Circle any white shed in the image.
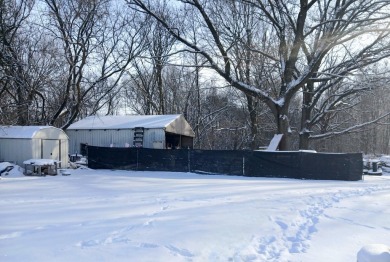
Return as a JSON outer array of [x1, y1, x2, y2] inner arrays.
[[66, 114, 195, 154], [0, 126, 69, 167]]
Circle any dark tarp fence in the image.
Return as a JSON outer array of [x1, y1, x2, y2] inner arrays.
[[87, 146, 362, 181]]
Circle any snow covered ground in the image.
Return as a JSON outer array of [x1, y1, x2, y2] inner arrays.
[[1, 166, 390, 262]]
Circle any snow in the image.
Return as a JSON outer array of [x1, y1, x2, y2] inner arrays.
[[0, 162, 24, 177], [380, 155, 390, 166], [357, 244, 390, 262], [1, 168, 390, 262], [265, 134, 283, 151], [275, 97, 285, 107], [0, 126, 54, 139], [67, 115, 183, 130], [22, 159, 61, 165]]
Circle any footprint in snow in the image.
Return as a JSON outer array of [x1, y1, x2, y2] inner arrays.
[[0, 231, 22, 240], [139, 242, 159, 248], [275, 220, 288, 230], [165, 244, 194, 257], [77, 239, 101, 248]]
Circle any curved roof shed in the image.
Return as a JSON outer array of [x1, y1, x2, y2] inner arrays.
[[0, 126, 68, 167]]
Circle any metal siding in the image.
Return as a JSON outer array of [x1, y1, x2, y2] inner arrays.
[[67, 130, 99, 154], [31, 139, 41, 159], [67, 129, 135, 153], [67, 128, 167, 151], [67, 130, 85, 154], [34, 127, 69, 140], [60, 139, 68, 167], [144, 129, 165, 148], [112, 129, 132, 147], [0, 139, 35, 166], [37, 138, 70, 167], [0, 139, 13, 162], [42, 140, 60, 160], [0, 131, 69, 167]]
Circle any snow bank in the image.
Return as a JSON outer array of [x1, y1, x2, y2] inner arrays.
[[357, 244, 390, 262], [380, 155, 390, 167], [1, 170, 390, 261], [0, 162, 24, 177]]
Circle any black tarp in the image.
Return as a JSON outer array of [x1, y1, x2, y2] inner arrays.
[[137, 148, 189, 172], [190, 149, 244, 176], [87, 146, 363, 181], [88, 146, 138, 170], [245, 151, 301, 178]]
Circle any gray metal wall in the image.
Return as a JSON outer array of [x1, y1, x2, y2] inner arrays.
[[66, 128, 166, 154], [0, 138, 68, 167], [0, 139, 36, 166]]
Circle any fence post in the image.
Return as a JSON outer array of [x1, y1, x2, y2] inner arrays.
[[243, 156, 245, 176], [136, 148, 139, 170], [188, 148, 191, 172]]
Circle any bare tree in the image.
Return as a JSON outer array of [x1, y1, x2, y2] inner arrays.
[[43, 0, 149, 129], [0, 0, 36, 124], [149, 3, 176, 114], [192, 88, 249, 150], [121, 59, 160, 115], [310, 73, 390, 153], [127, 0, 390, 150]]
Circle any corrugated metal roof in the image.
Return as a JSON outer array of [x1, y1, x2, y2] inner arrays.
[[0, 126, 54, 139]]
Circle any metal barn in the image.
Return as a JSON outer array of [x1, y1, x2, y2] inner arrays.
[[0, 126, 69, 167], [66, 114, 195, 154]]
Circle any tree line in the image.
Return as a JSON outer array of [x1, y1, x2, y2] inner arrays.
[[1, 0, 390, 153]]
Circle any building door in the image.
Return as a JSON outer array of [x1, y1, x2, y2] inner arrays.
[[42, 139, 60, 160]]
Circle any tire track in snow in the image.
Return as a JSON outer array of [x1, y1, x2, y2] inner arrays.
[[235, 183, 389, 262]]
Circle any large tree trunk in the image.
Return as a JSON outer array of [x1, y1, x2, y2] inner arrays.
[[156, 61, 165, 114], [299, 82, 314, 149], [246, 94, 259, 150], [16, 86, 28, 125], [299, 133, 310, 150], [275, 105, 290, 150]]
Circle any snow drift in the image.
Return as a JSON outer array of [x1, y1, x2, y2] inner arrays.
[[1, 168, 389, 261]]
